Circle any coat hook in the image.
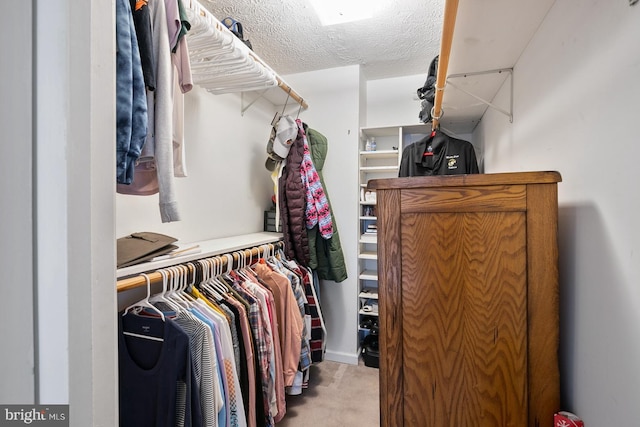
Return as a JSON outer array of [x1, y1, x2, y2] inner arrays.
[[296, 99, 304, 119], [281, 88, 292, 115]]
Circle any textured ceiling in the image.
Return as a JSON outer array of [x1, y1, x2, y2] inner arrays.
[[202, 0, 445, 80]]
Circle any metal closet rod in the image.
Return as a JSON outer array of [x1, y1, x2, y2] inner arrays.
[[116, 241, 283, 293], [432, 0, 460, 130]]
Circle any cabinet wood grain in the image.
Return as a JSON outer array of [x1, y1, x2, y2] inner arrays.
[[371, 172, 561, 427]]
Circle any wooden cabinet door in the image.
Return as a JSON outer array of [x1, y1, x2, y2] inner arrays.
[[373, 173, 561, 427], [400, 210, 528, 426]]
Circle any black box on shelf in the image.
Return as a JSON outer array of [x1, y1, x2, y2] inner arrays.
[[263, 209, 282, 232]]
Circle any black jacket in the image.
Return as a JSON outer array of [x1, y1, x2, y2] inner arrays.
[[399, 130, 479, 177]]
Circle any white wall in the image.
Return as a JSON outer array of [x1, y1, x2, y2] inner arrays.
[[116, 88, 277, 242], [66, 0, 119, 424], [1, 1, 35, 404], [2, 2, 118, 423], [366, 74, 475, 158], [475, 0, 640, 423], [367, 74, 426, 127], [36, 0, 70, 404], [284, 66, 363, 363]]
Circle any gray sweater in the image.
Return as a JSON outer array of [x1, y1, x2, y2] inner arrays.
[[149, 0, 181, 222]]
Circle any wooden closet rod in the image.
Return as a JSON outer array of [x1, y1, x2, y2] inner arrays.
[[432, 0, 460, 130], [116, 242, 282, 293], [248, 51, 309, 110], [277, 77, 309, 110]]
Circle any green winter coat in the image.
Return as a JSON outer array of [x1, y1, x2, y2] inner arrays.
[[305, 125, 348, 283]]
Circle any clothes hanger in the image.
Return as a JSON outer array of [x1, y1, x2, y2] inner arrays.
[[227, 250, 243, 279], [210, 257, 232, 295], [266, 243, 278, 262], [221, 252, 237, 282], [236, 249, 254, 282], [430, 105, 443, 132], [244, 248, 258, 274], [276, 245, 286, 261], [296, 99, 304, 119], [251, 245, 270, 273], [199, 258, 225, 301], [233, 250, 255, 287], [185, 1, 278, 93], [282, 89, 291, 116], [257, 244, 269, 262], [123, 273, 166, 321], [422, 117, 442, 157], [166, 265, 192, 308], [121, 273, 165, 342], [223, 253, 233, 275], [148, 268, 180, 312], [167, 266, 190, 308], [217, 253, 232, 281], [176, 263, 197, 303]]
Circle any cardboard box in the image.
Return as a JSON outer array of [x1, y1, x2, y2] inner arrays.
[[554, 411, 584, 427]]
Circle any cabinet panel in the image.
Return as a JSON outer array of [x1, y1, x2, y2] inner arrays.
[[401, 185, 526, 213], [377, 188, 404, 427], [525, 184, 561, 424], [372, 172, 561, 427], [401, 211, 527, 426]]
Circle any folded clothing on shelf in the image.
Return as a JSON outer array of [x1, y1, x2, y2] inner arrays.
[[117, 231, 178, 268]]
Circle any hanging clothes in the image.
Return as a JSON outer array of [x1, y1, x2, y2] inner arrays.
[[175, 0, 191, 51], [172, 34, 193, 178], [164, 0, 182, 51], [279, 123, 310, 265], [115, 0, 148, 185], [398, 129, 479, 177], [252, 261, 303, 388], [218, 271, 275, 427], [288, 261, 326, 363], [117, 246, 323, 427], [217, 291, 259, 427], [152, 301, 222, 427], [118, 314, 203, 427], [193, 293, 247, 427], [117, 0, 182, 223], [297, 120, 333, 239], [303, 124, 348, 283], [129, 0, 156, 91]]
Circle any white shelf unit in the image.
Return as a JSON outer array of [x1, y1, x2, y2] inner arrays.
[[357, 124, 432, 351]]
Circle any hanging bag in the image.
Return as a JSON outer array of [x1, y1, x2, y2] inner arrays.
[[417, 55, 439, 123], [222, 17, 253, 50]]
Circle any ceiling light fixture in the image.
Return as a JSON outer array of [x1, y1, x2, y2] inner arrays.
[[309, 0, 383, 26]]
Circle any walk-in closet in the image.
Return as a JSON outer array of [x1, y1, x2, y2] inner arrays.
[[2, 0, 640, 426]]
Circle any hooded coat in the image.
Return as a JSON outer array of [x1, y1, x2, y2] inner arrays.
[[279, 127, 310, 265], [304, 125, 348, 283]]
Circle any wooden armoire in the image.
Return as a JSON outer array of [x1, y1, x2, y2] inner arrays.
[[368, 171, 561, 427]]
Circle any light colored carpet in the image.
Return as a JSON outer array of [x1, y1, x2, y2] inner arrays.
[[276, 360, 380, 426]]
